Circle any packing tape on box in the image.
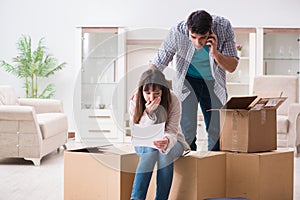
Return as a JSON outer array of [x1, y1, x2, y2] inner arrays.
[[261, 109, 266, 125], [232, 110, 244, 130], [232, 112, 238, 130]]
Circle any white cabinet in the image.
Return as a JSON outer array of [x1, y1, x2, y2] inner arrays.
[[79, 109, 117, 137], [226, 28, 256, 98], [124, 28, 169, 137], [75, 27, 126, 144], [256, 28, 300, 76], [125, 28, 169, 102], [81, 27, 125, 109], [74, 27, 171, 143]]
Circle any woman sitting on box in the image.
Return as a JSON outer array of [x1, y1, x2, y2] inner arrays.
[[129, 68, 190, 200]]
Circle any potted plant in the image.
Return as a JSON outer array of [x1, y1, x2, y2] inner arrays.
[[236, 44, 243, 57], [0, 35, 66, 98]]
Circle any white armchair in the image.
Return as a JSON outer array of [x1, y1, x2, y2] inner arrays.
[[0, 85, 68, 165], [253, 75, 300, 155]]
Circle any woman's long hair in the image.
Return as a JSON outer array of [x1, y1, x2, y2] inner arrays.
[[133, 69, 171, 124]]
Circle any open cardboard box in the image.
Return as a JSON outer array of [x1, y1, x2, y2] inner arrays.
[[64, 145, 138, 200], [219, 95, 286, 153]]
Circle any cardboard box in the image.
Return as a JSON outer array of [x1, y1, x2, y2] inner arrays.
[[64, 146, 226, 200], [226, 150, 294, 200], [171, 151, 227, 200], [146, 151, 227, 200], [219, 96, 286, 152], [64, 145, 139, 200], [204, 198, 249, 200], [64, 145, 293, 200]]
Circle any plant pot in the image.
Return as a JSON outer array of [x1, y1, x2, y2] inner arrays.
[[237, 51, 242, 57]]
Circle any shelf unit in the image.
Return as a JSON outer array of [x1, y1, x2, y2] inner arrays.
[[256, 27, 300, 76], [124, 28, 170, 138], [226, 28, 256, 98], [74, 26, 300, 144], [75, 27, 126, 144]]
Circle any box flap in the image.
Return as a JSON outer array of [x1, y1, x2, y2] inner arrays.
[[66, 144, 127, 154], [254, 91, 283, 98], [250, 97, 287, 110], [66, 144, 138, 156], [222, 96, 257, 109]]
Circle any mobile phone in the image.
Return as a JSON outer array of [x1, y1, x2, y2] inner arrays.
[[206, 29, 214, 46], [207, 29, 213, 39]]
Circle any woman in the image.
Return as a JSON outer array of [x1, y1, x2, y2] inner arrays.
[[129, 69, 190, 200]]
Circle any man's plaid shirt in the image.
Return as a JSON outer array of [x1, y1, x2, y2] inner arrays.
[[151, 15, 238, 105]]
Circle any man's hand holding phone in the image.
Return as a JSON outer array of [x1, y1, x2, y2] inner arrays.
[[206, 29, 218, 55]]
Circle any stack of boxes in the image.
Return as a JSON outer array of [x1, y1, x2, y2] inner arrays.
[[218, 96, 294, 200], [64, 95, 294, 200], [149, 95, 294, 200]]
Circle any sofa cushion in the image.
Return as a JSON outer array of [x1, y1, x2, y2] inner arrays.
[[277, 115, 289, 133], [36, 113, 68, 139], [0, 85, 18, 105], [253, 76, 298, 116]]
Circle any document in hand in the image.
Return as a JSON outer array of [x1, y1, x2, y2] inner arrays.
[[131, 122, 165, 149]]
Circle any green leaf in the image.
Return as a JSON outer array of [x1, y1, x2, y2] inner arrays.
[[38, 84, 55, 99]]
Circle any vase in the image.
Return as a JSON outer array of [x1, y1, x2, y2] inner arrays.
[[237, 51, 242, 57]]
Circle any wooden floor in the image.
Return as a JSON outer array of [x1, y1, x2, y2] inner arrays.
[[0, 139, 299, 200], [0, 148, 64, 200]]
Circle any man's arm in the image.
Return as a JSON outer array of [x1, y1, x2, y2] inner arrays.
[[213, 51, 238, 73], [150, 26, 179, 71]]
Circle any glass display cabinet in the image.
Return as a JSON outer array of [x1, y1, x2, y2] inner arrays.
[[260, 28, 300, 76], [74, 27, 170, 144], [75, 27, 126, 145]]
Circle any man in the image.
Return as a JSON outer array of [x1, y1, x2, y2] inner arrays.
[[150, 10, 239, 151]]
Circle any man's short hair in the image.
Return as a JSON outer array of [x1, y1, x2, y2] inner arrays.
[[187, 10, 212, 35]]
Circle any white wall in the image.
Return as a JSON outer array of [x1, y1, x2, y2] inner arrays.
[[1, 0, 300, 131]]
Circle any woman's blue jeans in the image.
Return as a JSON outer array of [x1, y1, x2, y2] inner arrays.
[[181, 76, 223, 151], [131, 142, 184, 200]]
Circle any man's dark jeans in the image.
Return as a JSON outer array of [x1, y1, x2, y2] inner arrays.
[[180, 75, 223, 151]]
